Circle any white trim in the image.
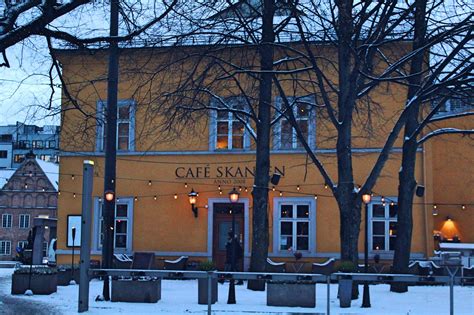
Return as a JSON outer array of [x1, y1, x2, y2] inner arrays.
[[368, 196, 398, 254], [19, 214, 30, 229], [0, 240, 11, 255], [1, 213, 12, 228], [207, 198, 250, 270], [92, 197, 134, 254], [272, 196, 317, 256]]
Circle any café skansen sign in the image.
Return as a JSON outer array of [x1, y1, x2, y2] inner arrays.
[[175, 165, 285, 185]]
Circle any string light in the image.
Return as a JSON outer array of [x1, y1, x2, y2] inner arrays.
[[239, 186, 242, 192], [134, 196, 138, 202], [174, 194, 178, 199], [154, 195, 157, 200], [314, 194, 318, 200], [432, 204, 438, 216], [71, 175, 75, 180], [324, 184, 328, 189], [218, 185, 221, 190], [296, 185, 300, 191], [148, 180, 152, 186], [245, 187, 248, 192], [461, 205, 466, 210], [279, 191, 283, 196], [219, 190, 223, 195], [73, 193, 76, 198], [381, 196, 385, 203], [58, 190, 61, 196], [184, 183, 188, 188], [111, 179, 115, 184], [24, 183, 28, 189], [116, 198, 120, 202], [272, 186, 276, 191]]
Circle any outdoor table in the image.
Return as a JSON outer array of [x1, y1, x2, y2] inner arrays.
[[439, 243, 474, 267]]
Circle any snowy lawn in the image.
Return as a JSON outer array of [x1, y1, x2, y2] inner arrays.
[[1, 268, 473, 314]]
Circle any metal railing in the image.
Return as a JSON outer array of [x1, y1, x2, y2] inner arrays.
[[78, 268, 470, 315]]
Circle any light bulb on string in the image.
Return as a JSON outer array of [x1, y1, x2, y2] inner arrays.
[[134, 196, 138, 202], [174, 194, 178, 199], [324, 183, 328, 189], [314, 194, 318, 200], [245, 187, 248, 192], [461, 205, 466, 210], [432, 204, 438, 216], [296, 185, 300, 191], [148, 180, 152, 186], [272, 186, 276, 191], [71, 175, 75, 180], [184, 183, 188, 188], [154, 195, 157, 201], [73, 193, 76, 198], [279, 191, 283, 196]]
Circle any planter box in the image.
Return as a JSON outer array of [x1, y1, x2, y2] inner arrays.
[[57, 269, 81, 286], [198, 278, 218, 304], [11, 273, 57, 295], [267, 281, 316, 307], [111, 278, 161, 303], [338, 279, 352, 308]]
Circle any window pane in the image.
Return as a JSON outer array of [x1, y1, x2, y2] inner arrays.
[[373, 237, 385, 250], [216, 136, 228, 149], [232, 136, 243, 149], [280, 236, 292, 250], [115, 235, 127, 248], [280, 120, 292, 149], [232, 122, 244, 135], [297, 222, 308, 236], [217, 110, 228, 119], [118, 105, 130, 119], [116, 204, 128, 217], [118, 137, 129, 150], [296, 120, 308, 149], [373, 204, 385, 218], [280, 221, 293, 235], [389, 204, 398, 218], [280, 205, 293, 218], [297, 237, 309, 250], [296, 103, 309, 118], [118, 123, 129, 136], [389, 222, 397, 237], [296, 205, 309, 218], [372, 221, 385, 235], [217, 122, 228, 134], [115, 220, 127, 233]]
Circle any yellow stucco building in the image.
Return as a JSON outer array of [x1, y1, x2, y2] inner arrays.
[[54, 46, 473, 270]]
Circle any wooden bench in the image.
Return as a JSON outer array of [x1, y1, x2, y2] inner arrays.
[[266, 258, 286, 273], [164, 256, 188, 270]]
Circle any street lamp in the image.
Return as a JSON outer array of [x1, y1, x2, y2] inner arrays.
[[227, 187, 240, 304], [362, 193, 372, 308]]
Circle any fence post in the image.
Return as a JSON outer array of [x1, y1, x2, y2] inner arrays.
[[78, 160, 94, 312], [207, 271, 212, 315], [326, 275, 331, 315]]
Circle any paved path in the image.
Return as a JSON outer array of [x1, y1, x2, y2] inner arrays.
[[0, 271, 60, 315]]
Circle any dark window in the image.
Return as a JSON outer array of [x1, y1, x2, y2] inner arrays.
[[0, 151, 7, 159]]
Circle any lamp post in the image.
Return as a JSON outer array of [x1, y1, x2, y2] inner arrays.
[[362, 193, 372, 308], [227, 187, 240, 304], [71, 226, 76, 284]]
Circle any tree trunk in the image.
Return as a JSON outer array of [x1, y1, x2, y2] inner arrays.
[[390, 0, 427, 293], [248, 0, 274, 291], [391, 140, 417, 292]]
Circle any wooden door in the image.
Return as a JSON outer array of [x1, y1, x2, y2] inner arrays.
[[212, 202, 244, 271]]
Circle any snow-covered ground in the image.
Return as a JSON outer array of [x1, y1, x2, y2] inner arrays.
[[1, 268, 473, 314]]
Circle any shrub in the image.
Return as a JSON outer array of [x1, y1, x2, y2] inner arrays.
[[198, 261, 217, 271], [14, 265, 57, 275]]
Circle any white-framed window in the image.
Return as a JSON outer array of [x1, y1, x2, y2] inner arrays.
[[209, 97, 250, 150], [273, 197, 316, 254], [2, 214, 12, 228], [93, 197, 134, 253], [0, 240, 11, 255], [19, 214, 30, 229], [274, 96, 316, 150], [369, 198, 398, 252], [96, 100, 136, 152]]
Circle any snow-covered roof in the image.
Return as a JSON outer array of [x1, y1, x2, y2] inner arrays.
[[0, 169, 15, 190], [35, 159, 59, 191]]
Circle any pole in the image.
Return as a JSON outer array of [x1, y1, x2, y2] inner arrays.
[[207, 271, 212, 315], [102, 0, 119, 301], [78, 160, 94, 313], [227, 205, 236, 304], [327, 275, 331, 315], [71, 227, 76, 283], [362, 202, 371, 308]]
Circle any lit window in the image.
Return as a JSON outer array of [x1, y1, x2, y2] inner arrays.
[[14, 154, 25, 163], [369, 199, 398, 252], [32, 140, 44, 149], [0, 240, 11, 255], [1, 214, 12, 228], [96, 100, 135, 152], [273, 197, 316, 254], [211, 97, 249, 150]]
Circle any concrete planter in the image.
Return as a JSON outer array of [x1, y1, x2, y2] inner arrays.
[[338, 279, 352, 308], [198, 278, 218, 304], [11, 273, 57, 295], [111, 278, 161, 303], [57, 269, 80, 286], [267, 281, 316, 307]]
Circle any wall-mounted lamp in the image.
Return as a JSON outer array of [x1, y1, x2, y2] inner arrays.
[[188, 189, 198, 217], [104, 190, 115, 202], [446, 216, 452, 222], [270, 172, 281, 185], [229, 187, 240, 204]]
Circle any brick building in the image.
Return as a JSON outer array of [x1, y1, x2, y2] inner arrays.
[[0, 153, 58, 261]]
